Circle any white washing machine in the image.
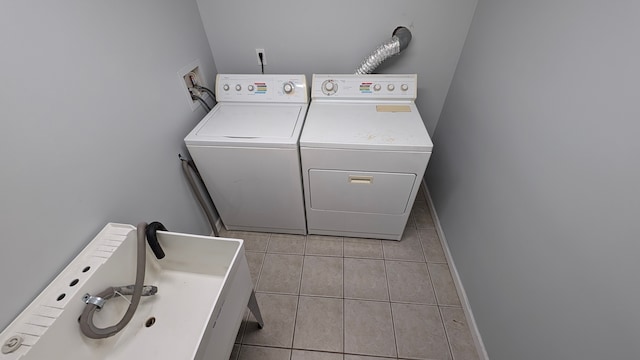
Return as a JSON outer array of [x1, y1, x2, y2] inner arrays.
[[300, 74, 433, 240], [185, 74, 308, 234]]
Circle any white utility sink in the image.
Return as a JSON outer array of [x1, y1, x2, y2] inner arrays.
[[0, 223, 262, 360]]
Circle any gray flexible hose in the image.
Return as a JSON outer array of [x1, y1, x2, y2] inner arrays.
[[79, 222, 147, 339], [181, 159, 220, 237], [192, 94, 211, 112], [354, 26, 412, 75], [195, 85, 216, 102]]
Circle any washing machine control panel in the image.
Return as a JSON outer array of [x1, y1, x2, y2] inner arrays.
[[216, 74, 308, 103], [312, 74, 417, 100]]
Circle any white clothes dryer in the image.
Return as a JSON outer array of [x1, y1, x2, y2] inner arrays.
[[300, 74, 432, 240], [185, 74, 308, 234]]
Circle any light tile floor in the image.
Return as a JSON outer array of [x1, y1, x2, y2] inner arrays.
[[223, 188, 480, 360]]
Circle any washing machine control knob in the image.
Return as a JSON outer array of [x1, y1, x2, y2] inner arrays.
[[235, 84, 242, 91], [373, 84, 381, 91], [322, 80, 338, 95], [248, 84, 255, 92], [283, 82, 294, 94], [401, 84, 409, 91], [223, 84, 230, 91], [387, 84, 395, 91]]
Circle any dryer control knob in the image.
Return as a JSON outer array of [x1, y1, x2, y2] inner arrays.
[[322, 80, 338, 95], [235, 84, 242, 91], [283, 82, 294, 94], [248, 84, 255, 91], [223, 84, 230, 91], [387, 84, 395, 91], [373, 84, 382, 91], [401, 84, 409, 91]]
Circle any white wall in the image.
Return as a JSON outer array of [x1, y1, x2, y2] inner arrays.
[[427, 0, 640, 358], [0, 1, 217, 330], [196, 0, 477, 134]]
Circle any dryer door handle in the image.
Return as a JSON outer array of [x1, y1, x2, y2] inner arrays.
[[348, 176, 373, 184]]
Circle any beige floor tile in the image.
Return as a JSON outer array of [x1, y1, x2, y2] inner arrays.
[[267, 233, 306, 254], [414, 186, 428, 205], [245, 251, 265, 286], [385, 260, 437, 304], [293, 296, 343, 352], [405, 213, 417, 230], [412, 205, 436, 229], [221, 230, 270, 252], [300, 256, 343, 297], [230, 223, 471, 360], [306, 235, 344, 257], [344, 299, 397, 357], [235, 309, 249, 344], [242, 293, 298, 348], [344, 258, 389, 301], [391, 303, 451, 360], [441, 307, 480, 360], [418, 228, 447, 263], [229, 344, 240, 360], [382, 227, 426, 262], [256, 253, 303, 294], [238, 345, 292, 360], [344, 238, 383, 259], [428, 263, 461, 306], [292, 350, 344, 360]]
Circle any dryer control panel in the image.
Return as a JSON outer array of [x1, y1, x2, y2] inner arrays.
[[312, 74, 417, 100], [216, 74, 308, 103]]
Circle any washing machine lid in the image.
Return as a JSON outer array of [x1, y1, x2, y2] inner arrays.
[[185, 102, 308, 148], [300, 101, 433, 152]]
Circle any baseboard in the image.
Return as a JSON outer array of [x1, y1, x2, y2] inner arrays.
[[210, 217, 223, 237], [421, 180, 490, 360]]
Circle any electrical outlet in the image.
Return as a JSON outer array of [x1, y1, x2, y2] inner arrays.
[[178, 59, 209, 111], [255, 48, 267, 66]]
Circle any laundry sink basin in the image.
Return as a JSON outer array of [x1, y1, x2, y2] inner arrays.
[[0, 223, 259, 360]]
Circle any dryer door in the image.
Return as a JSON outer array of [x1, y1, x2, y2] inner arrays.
[[308, 169, 416, 215]]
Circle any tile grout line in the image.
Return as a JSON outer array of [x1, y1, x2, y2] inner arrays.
[[439, 306, 456, 360], [290, 235, 307, 353], [251, 233, 271, 295], [416, 198, 457, 360], [418, 226, 442, 308], [293, 235, 305, 360], [342, 236, 346, 358], [383, 258, 400, 359]]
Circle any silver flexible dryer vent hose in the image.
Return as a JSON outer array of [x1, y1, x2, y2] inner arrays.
[[355, 26, 412, 75]]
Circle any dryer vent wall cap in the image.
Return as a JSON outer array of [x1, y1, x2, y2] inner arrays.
[[393, 26, 412, 52]]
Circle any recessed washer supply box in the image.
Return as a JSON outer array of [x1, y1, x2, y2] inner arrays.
[[300, 74, 433, 240]]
